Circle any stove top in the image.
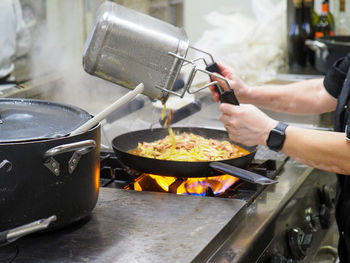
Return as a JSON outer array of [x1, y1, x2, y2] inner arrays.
[[0, 144, 287, 262], [0, 154, 336, 263], [99, 150, 288, 204]]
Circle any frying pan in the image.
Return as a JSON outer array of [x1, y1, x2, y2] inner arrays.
[[112, 127, 277, 185]]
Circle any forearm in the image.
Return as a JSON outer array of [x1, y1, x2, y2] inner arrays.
[[281, 127, 350, 175], [244, 79, 337, 115]]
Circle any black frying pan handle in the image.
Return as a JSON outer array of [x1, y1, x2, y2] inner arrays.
[[205, 62, 239, 105], [209, 162, 277, 185]]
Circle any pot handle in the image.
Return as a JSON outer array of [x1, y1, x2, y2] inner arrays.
[[0, 160, 12, 173], [0, 215, 56, 247], [209, 162, 277, 185], [43, 140, 96, 175], [305, 40, 328, 52], [43, 140, 96, 159]]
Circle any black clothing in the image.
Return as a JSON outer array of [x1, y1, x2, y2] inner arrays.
[[324, 53, 350, 262]]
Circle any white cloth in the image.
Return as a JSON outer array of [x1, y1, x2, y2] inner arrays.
[[0, 0, 31, 78], [194, 0, 286, 85]]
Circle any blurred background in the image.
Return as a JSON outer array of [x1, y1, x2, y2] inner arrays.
[[3, 0, 350, 121]]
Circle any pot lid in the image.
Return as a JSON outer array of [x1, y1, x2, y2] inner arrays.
[[0, 98, 92, 143]]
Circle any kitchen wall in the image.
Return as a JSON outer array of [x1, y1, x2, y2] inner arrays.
[[45, 0, 183, 54], [184, 0, 254, 45]]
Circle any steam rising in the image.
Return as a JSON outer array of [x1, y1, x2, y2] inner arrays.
[[29, 1, 127, 115]]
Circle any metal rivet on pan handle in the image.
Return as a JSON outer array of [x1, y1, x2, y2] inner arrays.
[[0, 160, 12, 173], [68, 140, 96, 174], [43, 140, 96, 176], [44, 158, 60, 176]]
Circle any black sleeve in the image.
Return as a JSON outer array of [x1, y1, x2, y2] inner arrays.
[[323, 53, 350, 98]]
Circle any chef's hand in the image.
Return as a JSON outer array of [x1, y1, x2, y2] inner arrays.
[[210, 63, 250, 103], [219, 103, 277, 147]]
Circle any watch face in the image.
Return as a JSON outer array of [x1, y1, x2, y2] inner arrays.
[[267, 122, 288, 151], [268, 130, 284, 150]]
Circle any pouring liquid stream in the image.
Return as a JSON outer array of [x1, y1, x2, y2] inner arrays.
[[161, 103, 176, 152]]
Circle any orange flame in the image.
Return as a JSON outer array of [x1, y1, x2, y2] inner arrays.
[[94, 164, 100, 192], [134, 174, 239, 196]]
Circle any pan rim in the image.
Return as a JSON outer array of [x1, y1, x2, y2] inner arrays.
[[112, 126, 257, 164]]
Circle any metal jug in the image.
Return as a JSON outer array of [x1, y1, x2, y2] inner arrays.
[[83, 1, 188, 103], [83, 1, 236, 104]]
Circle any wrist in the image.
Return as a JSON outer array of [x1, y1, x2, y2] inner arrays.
[[243, 85, 257, 104], [261, 119, 278, 146]]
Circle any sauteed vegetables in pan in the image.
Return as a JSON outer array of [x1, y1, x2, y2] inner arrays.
[[113, 127, 276, 185], [129, 131, 250, 162]]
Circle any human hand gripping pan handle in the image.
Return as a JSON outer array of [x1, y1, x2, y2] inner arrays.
[[206, 62, 240, 105]]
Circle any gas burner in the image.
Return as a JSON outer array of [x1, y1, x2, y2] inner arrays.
[[99, 152, 288, 203], [126, 173, 240, 196]]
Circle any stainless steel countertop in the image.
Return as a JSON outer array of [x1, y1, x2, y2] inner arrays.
[[0, 188, 246, 263]]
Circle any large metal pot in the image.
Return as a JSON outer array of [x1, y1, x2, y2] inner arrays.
[[83, 1, 236, 104], [83, 1, 188, 103], [306, 36, 350, 74], [0, 98, 100, 232]]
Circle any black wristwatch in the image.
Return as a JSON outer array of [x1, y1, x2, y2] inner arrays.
[[266, 122, 288, 151]]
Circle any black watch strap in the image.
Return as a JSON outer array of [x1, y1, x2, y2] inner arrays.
[[266, 122, 288, 152]]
